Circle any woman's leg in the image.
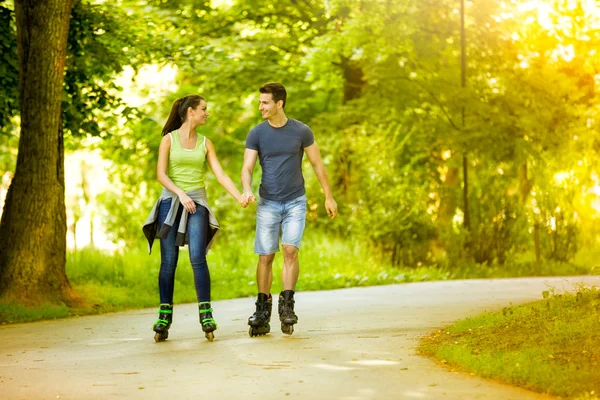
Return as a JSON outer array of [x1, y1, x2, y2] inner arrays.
[[187, 205, 216, 338], [158, 199, 182, 304], [187, 205, 210, 302]]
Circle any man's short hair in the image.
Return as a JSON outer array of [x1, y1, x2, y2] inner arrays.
[[260, 82, 287, 108]]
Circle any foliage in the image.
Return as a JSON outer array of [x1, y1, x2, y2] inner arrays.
[[0, 1, 168, 141], [0, 1, 18, 132], [2, 0, 600, 274]]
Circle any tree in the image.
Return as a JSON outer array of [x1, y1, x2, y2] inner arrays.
[[0, 0, 83, 306], [0, 0, 172, 305]]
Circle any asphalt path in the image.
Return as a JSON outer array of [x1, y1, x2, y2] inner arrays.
[[1, 276, 598, 400]]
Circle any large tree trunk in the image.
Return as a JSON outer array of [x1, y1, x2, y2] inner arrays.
[[0, 0, 83, 307]]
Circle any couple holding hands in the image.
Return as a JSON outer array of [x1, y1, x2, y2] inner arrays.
[[143, 82, 337, 342]]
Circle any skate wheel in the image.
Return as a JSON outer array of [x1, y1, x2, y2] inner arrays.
[[249, 324, 270, 337], [205, 331, 214, 342], [154, 332, 168, 342], [281, 324, 294, 335]]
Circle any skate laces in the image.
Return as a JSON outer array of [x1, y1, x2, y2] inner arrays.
[[255, 300, 271, 318], [280, 299, 295, 317]]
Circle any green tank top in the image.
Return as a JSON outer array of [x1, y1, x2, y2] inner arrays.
[[168, 131, 207, 192]]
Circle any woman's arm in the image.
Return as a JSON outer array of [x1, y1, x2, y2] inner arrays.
[[205, 138, 246, 206], [241, 148, 258, 204], [157, 134, 197, 213]]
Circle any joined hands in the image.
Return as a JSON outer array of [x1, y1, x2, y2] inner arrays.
[[239, 191, 257, 208]]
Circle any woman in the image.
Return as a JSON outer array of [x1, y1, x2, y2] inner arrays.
[[143, 94, 247, 342]]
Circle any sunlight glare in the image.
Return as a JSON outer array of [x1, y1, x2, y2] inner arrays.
[[351, 360, 400, 366], [312, 363, 356, 371], [554, 171, 572, 184]]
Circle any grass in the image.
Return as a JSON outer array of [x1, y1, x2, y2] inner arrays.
[[0, 233, 450, 324], [1, 232, 598, 324], [443, 247, 599, 279], [419, 284, 600, 400], [0, 302, 71, 323]]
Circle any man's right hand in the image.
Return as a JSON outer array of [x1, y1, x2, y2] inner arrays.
[[241, 191, 256, 206]]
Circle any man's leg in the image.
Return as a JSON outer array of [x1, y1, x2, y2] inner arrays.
[[248, 254, 275, 336], [281, 195, 307, 292], [249, 198, 281, 336], [281, 245, 299, 291], [279, 245, 300, 332], [279, 195, 307, 334], [257, 254, 275, 294], [254, 197, 281, 295]]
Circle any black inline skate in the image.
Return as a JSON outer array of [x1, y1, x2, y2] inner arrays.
[[278, 290, 298, 335], [152, 303, 173, 342], [248, 293, 272, 337], [198, 302, 217, 342]]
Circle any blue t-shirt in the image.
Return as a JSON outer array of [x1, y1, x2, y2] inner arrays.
[[245, 118, 315, 201]]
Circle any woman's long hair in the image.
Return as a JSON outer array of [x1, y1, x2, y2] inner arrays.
[[162, 95, 205, 136]]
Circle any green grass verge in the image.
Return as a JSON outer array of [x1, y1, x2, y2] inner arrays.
[[0, 302, 71, 323], [419, 285, 600, 400], [0, 233, 449, 324], [1, 233, 598, 325]]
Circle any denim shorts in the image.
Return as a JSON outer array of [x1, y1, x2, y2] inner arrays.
[[255, 194, 307, 255]]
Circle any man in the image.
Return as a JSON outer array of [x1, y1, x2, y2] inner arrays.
[[241, 82, 338, 336]]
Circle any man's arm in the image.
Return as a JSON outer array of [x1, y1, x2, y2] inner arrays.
[[241, 148, 258, 203], [304, 142, 338, 219]]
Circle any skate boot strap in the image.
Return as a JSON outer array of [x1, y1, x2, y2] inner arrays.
[[199, 307, 213, 313], [201, 317, 217, 326], [154, 318, 170, 326], [157, 308, 173, 313]]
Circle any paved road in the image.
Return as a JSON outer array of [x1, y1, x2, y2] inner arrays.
[[1, 276, 598, 400]]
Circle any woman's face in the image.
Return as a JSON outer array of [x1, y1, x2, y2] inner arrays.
[[191, 100, 209, 125]]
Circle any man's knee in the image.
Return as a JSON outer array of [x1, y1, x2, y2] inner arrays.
[[258, 254, 275, 268], [282, 245, 298, 262]]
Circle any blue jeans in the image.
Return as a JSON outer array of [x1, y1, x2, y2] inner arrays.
[[254, 195, 307, 255], [158, 198, 211, 304]]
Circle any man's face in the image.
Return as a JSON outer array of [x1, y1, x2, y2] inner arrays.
[[259, 93, 279, 119]]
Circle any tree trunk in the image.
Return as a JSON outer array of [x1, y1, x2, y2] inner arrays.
[[72, 218, 78, 251], [89, 210, 94, 248], [81, 160, 94, 247], [334, 57, 365, 197], [534, 222, 541, 274], [519, 162, 533, 202], [462, 153, 470, 230], [0, 0, 84, 307], [438, 166, 460, 224], [460, 0, 470, 233], [341, 57, 365, 104], [518, 162, 540, 269]]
